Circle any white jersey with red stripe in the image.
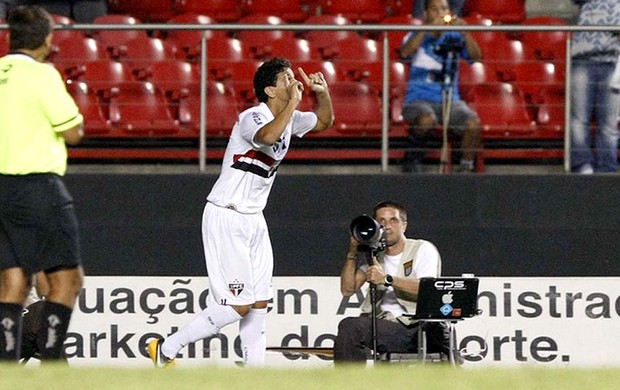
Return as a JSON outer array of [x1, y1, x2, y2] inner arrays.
[[207, 102, 317, 213]]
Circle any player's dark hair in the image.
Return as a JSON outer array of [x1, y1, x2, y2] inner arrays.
[[254, 57, 291, 103], [373, 200, 408, 223], [7, 5, 53, 52]]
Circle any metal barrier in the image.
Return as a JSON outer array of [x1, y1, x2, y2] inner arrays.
[[3, 21, 620, 173]]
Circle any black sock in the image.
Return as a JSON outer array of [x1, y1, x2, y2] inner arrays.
[[36, 301, 73, 361], [0, 302, 23, 361]]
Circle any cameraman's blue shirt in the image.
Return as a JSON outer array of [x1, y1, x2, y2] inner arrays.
[[402, 31, 470, 104]]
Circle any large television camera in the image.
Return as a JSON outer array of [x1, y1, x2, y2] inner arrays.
[[434, 31, 464, 58], [349, 215, 386, 264]]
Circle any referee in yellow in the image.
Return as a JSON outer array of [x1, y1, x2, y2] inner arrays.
[[0, 5, 84, 362]]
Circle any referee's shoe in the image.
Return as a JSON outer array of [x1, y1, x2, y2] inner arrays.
[[147, 338, 176, 368]]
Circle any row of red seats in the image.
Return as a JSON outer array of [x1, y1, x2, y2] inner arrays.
[[106, 0, 526, 24], [109, 0, 406, 23], [61, 57, 565, 141], [2, 13, 565, 67], [58, 13, 568, 63], [66, 79, 236, 138], [65, 78, 389, 139], [0, 8, 566, 142]]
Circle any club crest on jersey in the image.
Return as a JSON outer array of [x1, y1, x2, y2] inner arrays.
[[228, 280, 245, 296], [251, 112, 263, 125], [403, 260, 413, 276]]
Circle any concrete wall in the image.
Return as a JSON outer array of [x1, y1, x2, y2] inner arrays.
[[65, 174, 620, 277]]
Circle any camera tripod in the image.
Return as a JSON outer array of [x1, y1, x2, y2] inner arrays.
[[438, 50, 460, 174], [356, 247, 381, 362]]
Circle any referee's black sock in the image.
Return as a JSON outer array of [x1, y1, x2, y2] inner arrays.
[[36, 301, 73, 361], [0, 302, 23, 361]]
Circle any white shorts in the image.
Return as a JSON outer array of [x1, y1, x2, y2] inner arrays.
[[202, 202, 274, 306]]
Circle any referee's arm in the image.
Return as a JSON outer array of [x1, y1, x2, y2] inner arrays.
[[60, 123, 84, 145]]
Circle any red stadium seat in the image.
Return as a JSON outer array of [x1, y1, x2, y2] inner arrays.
[[208, 59, 261, 84], [204, 36, 251, 62], [378, 14, 423, 59], [329, 81, 383, 136], [458, 61, 494, 100], [64, 59, 133, 90], [176, 81, 239, 137], [467, 83, 537, 138], [92, 14, 148, 49], [321, 0, 388, 23], [208, 61, 262, 111], [386, 0, 414, 16], [51, 37, 105, 70], [65, 80, 111, 135], [164, 13, 226, 57], [340, 60, 408, 98], [0, 32, 8, 57], [51, 14, 74, 25], [462, 15, 510, 49], [262, 37, 320, 62], [463, 0, 526, 24], [236, 15, 295, 59], [109, 36, 175, 72], [478, 39, 526, 81], [50, 14, 86, 42], [244, 0, 309, 23], [389, 93, 408, 137], [302, 15, 355, 54], [329, 35, 382, 64], [535, 85, 566, 138], [106, 81, 179, 135], [108, 0, 175, 22], [136, 59, 200, 94], [505, 62, 564, 103], [173, 0, 243, 22], [232, 79, 258, 112], [516, 17, 568, 64]]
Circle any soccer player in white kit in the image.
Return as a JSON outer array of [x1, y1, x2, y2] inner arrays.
[[147, 57, 334, 367]]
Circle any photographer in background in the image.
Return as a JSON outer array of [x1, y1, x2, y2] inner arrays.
[[400, 0, 482, 173], [333, 201, 449, 365]]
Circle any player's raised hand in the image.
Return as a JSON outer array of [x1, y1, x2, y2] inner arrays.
[[287, 78, 304, 105], [298, 67, 329, 94]]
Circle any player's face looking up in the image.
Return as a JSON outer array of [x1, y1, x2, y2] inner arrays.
[[273, 68, 302, 100]]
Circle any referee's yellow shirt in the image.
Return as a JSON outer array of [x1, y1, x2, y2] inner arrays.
[[0, 54, 83, 176]]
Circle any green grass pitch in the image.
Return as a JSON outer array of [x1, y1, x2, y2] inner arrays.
[[2, 365, 620, 390]]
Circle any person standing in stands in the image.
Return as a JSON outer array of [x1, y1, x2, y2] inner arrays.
[[147, 57, 334, 368], [570, 0, 620, 174], [0, 5, 84, 362]]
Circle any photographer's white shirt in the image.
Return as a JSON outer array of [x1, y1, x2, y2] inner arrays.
[[380, 243, 441, 317]]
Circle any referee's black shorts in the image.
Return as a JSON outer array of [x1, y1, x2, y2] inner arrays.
[[0, 173, 81, 274]]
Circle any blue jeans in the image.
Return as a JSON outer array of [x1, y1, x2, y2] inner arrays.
[[570, 61, 620, 173]]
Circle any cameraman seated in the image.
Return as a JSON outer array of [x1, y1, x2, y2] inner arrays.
[[400, 0, 482, 173], [333, 201, 450, 365]]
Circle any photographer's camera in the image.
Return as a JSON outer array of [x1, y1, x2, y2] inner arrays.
[[350, 215, 387, 262]]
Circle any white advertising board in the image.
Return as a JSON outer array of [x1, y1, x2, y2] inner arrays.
[[63, 276, 620, 368]]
